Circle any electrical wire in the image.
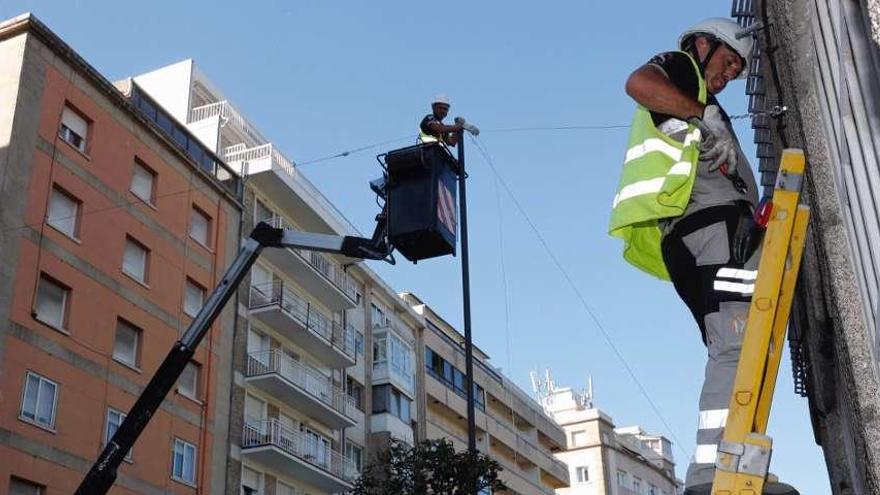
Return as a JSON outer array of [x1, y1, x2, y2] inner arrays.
[[297, 135, 414, 166], [490, 165, 514, 375], [483, 124, 630, 133], [469, 135, 690, 460]]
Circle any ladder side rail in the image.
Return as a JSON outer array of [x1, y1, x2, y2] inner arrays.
[[753, 206, 810, 434], [712, 149, 806, 494]]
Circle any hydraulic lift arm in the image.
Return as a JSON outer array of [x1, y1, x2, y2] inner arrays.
[[75, 221, 392, 495]]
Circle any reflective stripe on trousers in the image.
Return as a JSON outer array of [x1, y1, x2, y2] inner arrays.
[[659, 204, 761, 488]]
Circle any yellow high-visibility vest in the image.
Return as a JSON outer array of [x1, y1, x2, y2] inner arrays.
[[608, 51, 707, 280]]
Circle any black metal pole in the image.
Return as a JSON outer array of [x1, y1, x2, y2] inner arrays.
[[457, 131, 478, 494]]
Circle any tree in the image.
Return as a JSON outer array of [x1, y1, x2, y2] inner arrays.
[[351, 438, 507, 495]]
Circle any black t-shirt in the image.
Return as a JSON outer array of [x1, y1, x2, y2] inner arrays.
[[646, 51, 723, 127], [420, 113, 449, 142]]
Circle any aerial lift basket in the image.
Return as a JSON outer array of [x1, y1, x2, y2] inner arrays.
[[380, 142, 460, 262]]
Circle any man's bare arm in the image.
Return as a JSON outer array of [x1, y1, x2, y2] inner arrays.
[[625, 65, 705, 120]]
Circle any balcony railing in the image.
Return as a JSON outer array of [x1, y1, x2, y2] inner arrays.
[[258, 216, 358, 301], [242, 418, 357, 483], [224, 145, 360, 235], [246, 350, 356, 417], [189, 100, 268, 145], [249, 281, 356, 359]]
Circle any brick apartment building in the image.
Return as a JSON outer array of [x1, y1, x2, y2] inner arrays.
[[0, 14, 242, 494]]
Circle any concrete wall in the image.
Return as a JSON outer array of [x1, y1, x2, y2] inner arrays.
[[758, 1, 880, 492]]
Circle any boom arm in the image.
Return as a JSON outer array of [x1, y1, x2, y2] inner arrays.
[[75, 221, 390, 494]]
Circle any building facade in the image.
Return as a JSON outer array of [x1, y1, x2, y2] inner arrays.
[[0, 14, 242, 494], [131, 59, 373, 494], [130, 58, 428, 494], [730, 1, 880, 492], [404, 293, 571, 495], [536, 376, 677, 495]]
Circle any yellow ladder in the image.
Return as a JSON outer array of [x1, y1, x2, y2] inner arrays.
[[711, 149, 810, 494]]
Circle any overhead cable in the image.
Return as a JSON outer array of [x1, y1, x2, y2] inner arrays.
[[469, 135, 690, 460]]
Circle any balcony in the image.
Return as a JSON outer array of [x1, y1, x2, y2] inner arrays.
[[224, 144, 361, 241], [242, 419, 356, 492], [252, 216, 357, 311], [249, 282, 356, 367], [245, 350, 356, 428], [189, 100, 268, 146], [372, 327, 416, 397]]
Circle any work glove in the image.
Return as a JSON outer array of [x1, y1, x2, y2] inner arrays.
[[689, 105, 739, 178], [732, 211, 765, 265], [455, 116, 480, 136]]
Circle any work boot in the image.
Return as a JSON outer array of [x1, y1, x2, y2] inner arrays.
[[683, 481, 799, 495]]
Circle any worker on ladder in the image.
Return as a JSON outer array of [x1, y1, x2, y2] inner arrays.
[[609, 18, 797, 494], [418, 94, 464, 146]]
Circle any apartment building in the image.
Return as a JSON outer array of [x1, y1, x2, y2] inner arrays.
[[0, 14, 242, 494], [363, 282, 421, 454], [403, 293, 571, 495], [130, 58, 426, 494], [537, 376, 677, 495]]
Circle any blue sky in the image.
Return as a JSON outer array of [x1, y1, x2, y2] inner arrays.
[[3, 0, 829, 491]]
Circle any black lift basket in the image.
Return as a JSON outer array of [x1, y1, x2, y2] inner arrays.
[[380, 143, 460, 262]]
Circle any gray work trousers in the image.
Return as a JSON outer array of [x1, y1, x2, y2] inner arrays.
[[661, 204, 762, 488]]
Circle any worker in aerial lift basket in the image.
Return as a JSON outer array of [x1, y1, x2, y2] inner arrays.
[[609, 18, 798, 495], [418, 94, 465, 146]]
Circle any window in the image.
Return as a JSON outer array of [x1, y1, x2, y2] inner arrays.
[[571, 430, 587, 447], [373, 333, 387, 364], [35, 275, 69, 330], [632, 477, 642, 491], [189, 207, 211, 247], [347, 377, 364, 411], [473, 384, 486, 411], [370, 303, 387, 327], [130, 160, 156, 204], [184, 278, 205, 317], [171, 438, 197, 485], [648, 484, 658, 495], [304, 429, 331, 468], [241, 466, 262, 495], [113, 319, 140, 367], [345, 441, 364, 472], [105, 408, 133, 460], [354, 331, 365, 356], [373, 384, 411, 422], [254, 199, 273, 224], [9, 477, 44, 495], [617, 470, 627, 486], [178, 362, 200, 400], [425, 347, 485, 411], [575, 466, 589, 483], [244, 394, 266, 426], [276, 481, 297, 495], [47, 186, 80, 239], [453, 369, 465, 395], [20, 372, 58, 429], [59, 105, 88, 153], [122, 236, 149, 284]]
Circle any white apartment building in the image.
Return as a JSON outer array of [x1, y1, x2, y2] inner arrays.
[[129, 60, 418, 494], [536, 374, 678, 495], [404, 293, 571, 495]]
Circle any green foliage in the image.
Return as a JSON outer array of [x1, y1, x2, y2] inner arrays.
[[351, 438, 506, 495]]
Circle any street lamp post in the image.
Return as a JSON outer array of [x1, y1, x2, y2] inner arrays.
[[456, 130, 478, 494]]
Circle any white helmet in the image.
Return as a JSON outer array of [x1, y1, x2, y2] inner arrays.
[[679, 18, 754, 79], [432, 93, 450, 106]]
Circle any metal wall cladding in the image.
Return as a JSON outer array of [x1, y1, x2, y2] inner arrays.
[[808, 0, 880, 358]]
